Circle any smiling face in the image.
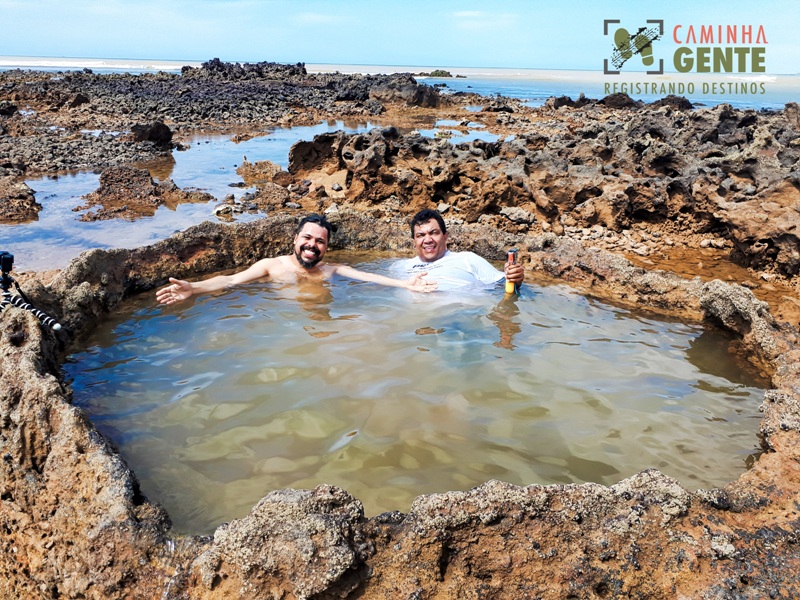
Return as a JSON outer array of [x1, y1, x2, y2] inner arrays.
[[412, 218, 449, 263], [293, 222, 329, 269]]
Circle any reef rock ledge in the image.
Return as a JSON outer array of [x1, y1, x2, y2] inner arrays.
[[2, 212, 800, 599]]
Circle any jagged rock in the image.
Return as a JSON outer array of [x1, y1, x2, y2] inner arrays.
[[2, 214, 800, 597], [0, 100, 17, 116], [236, 157, 284, 185], [130, 121, 173, 146], [0, 177, 41, 222], [284, 104, 800, 275], [649, 94, 694, 110], [600, 92, 641, 109], [75, 165, 214, 220], [368, 73, 440, 107]]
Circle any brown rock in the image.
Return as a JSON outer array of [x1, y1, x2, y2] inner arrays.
[[76, 165, 214, 220], [0, 177, 41, 222], [2, 213, 800, 598], [236, 157, 284, 185]]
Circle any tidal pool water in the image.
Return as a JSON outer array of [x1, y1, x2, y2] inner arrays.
[[3, 120, 374, 271], [63, 252, 768, 535], [2, 117, 500, 272]]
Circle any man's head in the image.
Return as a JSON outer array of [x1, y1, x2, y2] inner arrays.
[[294, 213, 333, 269], [409, 209, 448, 263]]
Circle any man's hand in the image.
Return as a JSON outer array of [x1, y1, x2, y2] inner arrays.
[[156, 277, 194, 305], [405, 272, 438, 292], [504, 262, 525, 285]]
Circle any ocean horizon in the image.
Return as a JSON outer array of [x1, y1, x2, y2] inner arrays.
[[0, 55, 797, 110]]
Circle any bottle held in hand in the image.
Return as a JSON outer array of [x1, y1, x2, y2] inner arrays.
[[505, 248, 519, 295]]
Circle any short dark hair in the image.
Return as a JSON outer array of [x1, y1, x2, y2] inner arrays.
[[296, 213, 333, 241], [409, 209, 446, 237]]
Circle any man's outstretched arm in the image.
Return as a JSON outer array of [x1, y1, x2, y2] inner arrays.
[[156, 259, 274, 305], [332, 264, 438, 292]]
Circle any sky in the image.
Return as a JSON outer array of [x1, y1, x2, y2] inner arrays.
[[1, 0, 798, 74]]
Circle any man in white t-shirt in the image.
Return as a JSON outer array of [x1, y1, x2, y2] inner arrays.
[[393, 209, 525, 291]]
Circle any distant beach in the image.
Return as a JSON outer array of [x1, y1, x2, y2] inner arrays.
[[0, 55, 797, 110]]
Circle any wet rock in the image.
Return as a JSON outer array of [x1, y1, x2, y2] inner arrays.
[[129, 120, 173, 146], [545, 94, 595, 109], [0, 100, 17, 116], [191, 486, 367, 598], [76, 165, 214, 220], [649, 95, 694, 110], [213, 203, 233, 217], [236, 157, 284, 185], [482, 100, 515, 113], [67, 92, 90, 108], [252, 181, 290, 210], [0, 177, 41, 222], [600, 92, 642, 109], [4, 213, 800, 597], [368, 73, 441, 108]]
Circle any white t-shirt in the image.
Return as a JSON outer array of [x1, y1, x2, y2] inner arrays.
[[393, 250, 505, 290]]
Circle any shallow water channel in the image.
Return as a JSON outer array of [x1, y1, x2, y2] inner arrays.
[[64, 252, 768, 535], [2, 117, 500, 272]]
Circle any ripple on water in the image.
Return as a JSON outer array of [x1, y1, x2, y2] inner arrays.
[[64, 253, 769, 534]]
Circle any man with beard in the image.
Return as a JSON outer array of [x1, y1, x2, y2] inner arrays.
[[156, 213, 436, 305]]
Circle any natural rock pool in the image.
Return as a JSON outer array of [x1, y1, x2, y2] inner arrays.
[[64, 252, 768, 534]]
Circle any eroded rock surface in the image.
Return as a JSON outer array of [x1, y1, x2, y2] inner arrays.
[[2, 212, 800, 598], [0, 176, 40, 222], [75, 165, 215, 220], [2, 60, 800, 597], [285, 106, 800, 279]]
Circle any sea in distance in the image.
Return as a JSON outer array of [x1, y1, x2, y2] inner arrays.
[[0, 55, 797, 110]]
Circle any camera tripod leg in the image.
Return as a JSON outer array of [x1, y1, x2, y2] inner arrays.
[[1, 292, 62, 331]]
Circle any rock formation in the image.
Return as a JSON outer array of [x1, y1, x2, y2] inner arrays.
[[1, 213, 799, 598], [2, 60, 800, 597], [75, 165, 215, 220]]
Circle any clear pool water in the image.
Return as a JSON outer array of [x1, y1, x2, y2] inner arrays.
[[64, 252, 768, 534]]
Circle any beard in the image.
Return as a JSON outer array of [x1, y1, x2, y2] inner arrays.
[[295, 245, 322, 269]]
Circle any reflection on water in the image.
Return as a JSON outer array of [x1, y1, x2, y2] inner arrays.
[[2, 117, 500, 272], [414, 119, 505, 143], [0, 119, 497, 271], [2, 120, 377, 271], [64, 253, 768, 534]]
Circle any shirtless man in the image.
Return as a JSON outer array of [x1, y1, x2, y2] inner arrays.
[[156, 213, 436, 305], [392, 208, 525, 291]]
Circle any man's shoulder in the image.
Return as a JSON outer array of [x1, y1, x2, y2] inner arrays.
[[256, 254, 300, 276], [259, 254, 293, 268]]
